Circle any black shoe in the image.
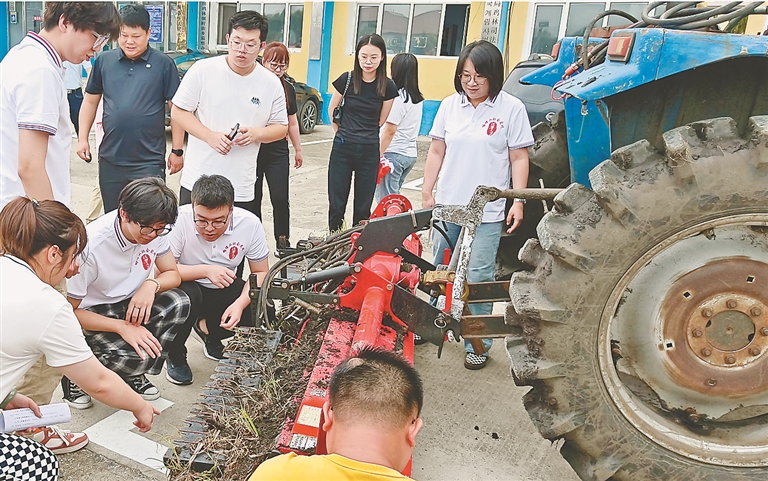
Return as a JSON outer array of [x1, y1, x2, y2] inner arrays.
[[61, 377, 93, 409], [464, 352, 488, 370], [165, 359, 193, 385], [124, 374, 161, 400], [202, 342, 225, 361], [191, 319, 208, 344]]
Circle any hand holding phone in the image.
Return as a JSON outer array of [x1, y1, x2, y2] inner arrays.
[[227, 123, 240, 141]]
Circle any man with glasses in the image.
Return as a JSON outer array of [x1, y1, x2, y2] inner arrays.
[[166, 175, 270, 384], [171, 10, 288, 216], [76, 4, 184, 214], [64, 178, 191, 405]]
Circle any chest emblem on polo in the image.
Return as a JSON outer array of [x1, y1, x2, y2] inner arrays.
[[223, 242, 245, 260], [483, 117, 505, 136], [251, 97, 261, 106], [228, 246, 238, 260], [140, 253, 151, 270]]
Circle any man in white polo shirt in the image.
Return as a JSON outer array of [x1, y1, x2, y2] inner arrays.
[[0, 2, 119, 209], [65, 178, 191, 405], [170, 10, 288, 216], [166, 175, 270, 384]]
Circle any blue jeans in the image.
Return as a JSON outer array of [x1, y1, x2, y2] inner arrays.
[[432, 220, 502, 355], [374, 152, 417, 204]]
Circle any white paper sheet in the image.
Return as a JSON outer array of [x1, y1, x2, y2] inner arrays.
[[0, 403, 72, 432]]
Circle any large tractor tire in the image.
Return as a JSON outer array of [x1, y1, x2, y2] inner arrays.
[[508, 116, 768, 480]]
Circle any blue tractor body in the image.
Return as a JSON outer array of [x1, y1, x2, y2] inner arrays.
[[523, 29, 768, 186]]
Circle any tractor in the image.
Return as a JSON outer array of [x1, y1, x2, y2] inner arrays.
[[166, 2, 768, 480]]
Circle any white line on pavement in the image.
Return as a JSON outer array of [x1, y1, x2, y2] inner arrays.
[[402, 177, 424, 191], [84, 398, 174, 474], [294, 138, 334, 146]]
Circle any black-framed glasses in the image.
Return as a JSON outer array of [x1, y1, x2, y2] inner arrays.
[[194, 211, 231, 229], [138, 224, 172, 236], [267, 60, 288, 71]]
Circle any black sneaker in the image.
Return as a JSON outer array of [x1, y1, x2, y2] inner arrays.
[[202, 342, 225, 361], [61, 377, 93, 410], [124, 374, 161, 400], [165, 359, 193, 386]]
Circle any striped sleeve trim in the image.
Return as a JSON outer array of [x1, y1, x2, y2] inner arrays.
[[156, 247, 171, 257], [18, 123, 56, 135], [509, 141, 534, 150], [430, 135, 445, 141]]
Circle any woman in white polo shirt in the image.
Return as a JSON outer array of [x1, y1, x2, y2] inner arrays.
[[0, 198, 159, 476], [422, 41, 534, 370], [375, 52, 424, 204]]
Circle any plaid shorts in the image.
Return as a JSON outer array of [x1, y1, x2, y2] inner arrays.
[[0, 433, 57, 481], [84, 288, 191, 377]]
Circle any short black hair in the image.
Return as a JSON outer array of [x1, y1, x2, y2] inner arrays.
[[229, 10, 269, 43], [191, 175, 235, 210], [329, 347, 423, 430], [391, 53, 423, 104], [44, 2, 120, 41], [119, 4, 150, 32], [454, 40, 504, 101], [118, 177, 178, 227]]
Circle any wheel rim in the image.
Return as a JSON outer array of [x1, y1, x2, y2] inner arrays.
[[302, 101, 316, 131], [599, 214, 768, 467]]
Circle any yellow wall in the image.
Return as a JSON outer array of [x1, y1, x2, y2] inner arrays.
[[287, 1, 312, 83], [326, 2, 499, 102], [505, 1, 530, 68]]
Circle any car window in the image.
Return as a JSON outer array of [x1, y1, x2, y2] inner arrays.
[[503, 66, 554, 104]]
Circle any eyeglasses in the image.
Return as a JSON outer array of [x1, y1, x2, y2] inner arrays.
[[359, 55, 381, 64], [266, 60, 288, 71], [194, 212, 231, 229], [91, 31, 109, 51], [459, 73, 487, 86], [137, 223, 172, 236], [229, 37, 260, 54]]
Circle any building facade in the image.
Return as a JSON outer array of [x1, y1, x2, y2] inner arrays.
[[3, 2, 767, 132]]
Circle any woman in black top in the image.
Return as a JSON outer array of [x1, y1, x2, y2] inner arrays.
[[255, 42, 304, 248], [327, 34, 398, 232]]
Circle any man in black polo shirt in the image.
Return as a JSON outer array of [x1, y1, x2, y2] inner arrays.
[[76, 4, 184, 213]]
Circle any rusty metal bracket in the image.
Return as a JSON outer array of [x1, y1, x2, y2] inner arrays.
[[461, 315, 519, 339]]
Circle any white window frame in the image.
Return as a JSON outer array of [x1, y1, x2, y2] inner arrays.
[[350, 2, 470, 59], [210, 1, 304, 53], [523, 1, 656, 58]]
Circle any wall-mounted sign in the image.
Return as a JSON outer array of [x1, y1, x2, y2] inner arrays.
[[9, 12, 17, 24], [481, 1, 503, 45], [146, 5, 164, 43]]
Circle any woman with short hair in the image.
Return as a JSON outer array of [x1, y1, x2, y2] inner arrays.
[[375, 52, 424, 203], [0, 197, 159, 478], [421, 41, 533, 370]]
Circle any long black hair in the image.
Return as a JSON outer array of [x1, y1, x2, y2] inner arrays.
[[391, 53, 423, 104], [353, 34, 388, 97], [454, 40, 504, 101]]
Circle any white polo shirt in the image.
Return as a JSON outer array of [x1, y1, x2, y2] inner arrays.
[[168, 205, 269, 289], [68, 211, 171, 309], [1, 255, 93, 399], [0, 32, 72, 208], [383, 89, 423, 158], [172, 57, 288, 202], [430, 91, 534, 223]]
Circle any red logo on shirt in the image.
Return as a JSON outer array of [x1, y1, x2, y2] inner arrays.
[[223, 242, 245, 260], [482, 117, 505, 136], [140, 254, 151, 270], [228, 246, 238, 260]]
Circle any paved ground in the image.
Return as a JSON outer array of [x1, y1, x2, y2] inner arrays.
[[56, 125, 580, 481]]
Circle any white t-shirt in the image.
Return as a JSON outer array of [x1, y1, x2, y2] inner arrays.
[[168, 205, 269, 289], [429, 92, 534, 223], [382, 89, 423, 158], [0, 256, 93, 399], [0, 32, 72, 209], [172, 57, 288, 202], [68, 212, 171, 309]]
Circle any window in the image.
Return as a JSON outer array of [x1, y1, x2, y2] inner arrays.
[[355, 3, 470, 57], [381, 4, 410, 55], [607, 2, 646, 26], [288, 4, 303, 48], [530, 4, 562, 55], [264, 4, 286, 43], [217, 2, 237, 45], [214, 3, 303, 49], [565, 3, 606, 37]]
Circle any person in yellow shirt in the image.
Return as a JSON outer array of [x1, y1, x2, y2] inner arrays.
[[249, 347, 424, 480]]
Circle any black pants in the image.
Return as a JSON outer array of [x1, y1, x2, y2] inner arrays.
[[327, 137, 380, 232], [67, 88, 83, 135], [255, 140, 290, 243], [99, 159, 165, 213], [170, 280, 254, 362]]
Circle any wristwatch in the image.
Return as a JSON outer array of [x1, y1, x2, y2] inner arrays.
[[171, 148, 184, 156], [514, 198, 527, 204]]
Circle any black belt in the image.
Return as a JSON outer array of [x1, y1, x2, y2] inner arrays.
[[67, 87, 82, 94]]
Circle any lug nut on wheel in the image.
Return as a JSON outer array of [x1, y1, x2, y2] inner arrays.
[[761, 327, 768, 336], [702, 308, 713, 318], [692, 328, 703, 338], [700, 347, 712, 356], [751, 307, 762, 317], [750, 347, 761, 356], [725, 355, 736, 364], [726, 300, 737, 309]]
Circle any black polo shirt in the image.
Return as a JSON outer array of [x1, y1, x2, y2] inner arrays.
[[86, 46, 180, 167]]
